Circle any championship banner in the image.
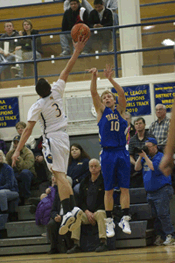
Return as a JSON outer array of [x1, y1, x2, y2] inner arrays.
[[154, 82, 175, 112], [0, 97, 19, 128], [111, 84, 151, 116]]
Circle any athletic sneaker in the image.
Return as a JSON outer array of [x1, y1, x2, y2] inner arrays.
[[60, 50, 70, 56], [69, 207, 83, 232], [118, 215, 131, 234], [59, 212, 75, 235], [154, 235, 164, 246], [105, 218, 115, 238], [163, 234, 175, 246]]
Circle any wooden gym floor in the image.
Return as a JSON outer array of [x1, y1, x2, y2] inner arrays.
[[0, 246, 175, 263]]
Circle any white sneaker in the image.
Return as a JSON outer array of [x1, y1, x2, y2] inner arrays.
[[163, 234, 175, 246], [60, 50, 70, 56], [154, 235, 164, 246], [81, 51, 89, 55], [101, 49, 108, 53], [69, 207, 83, 232], [105, 218, 115, 238], [59, 212, 75, 235], [118, 215, 131, 234], [11, 65, 21, 71]]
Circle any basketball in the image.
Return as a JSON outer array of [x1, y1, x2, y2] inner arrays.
[[71, 23, 91, 43]]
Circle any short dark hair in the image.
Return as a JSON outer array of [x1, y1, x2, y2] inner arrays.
[[94, 0, 103, 5], [4, 21, 14, 27], [35, 78, 51, 98], [70, 0, 80, 3], [134, 117, 146, 125]]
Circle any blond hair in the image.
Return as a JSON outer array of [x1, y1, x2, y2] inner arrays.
[[101, 90, 116, 102], [0, 150, 7, 163]]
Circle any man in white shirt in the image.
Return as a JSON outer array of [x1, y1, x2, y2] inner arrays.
[[12, 37, 87, 236]]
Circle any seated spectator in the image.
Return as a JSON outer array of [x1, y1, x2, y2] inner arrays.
[[135, 137, 175, 246], [10, 121, 36, 151], [35, 175, 57, 226], [0, 21, 20, 79], [60, 0, 89, 56], [82, 0, 113, 54], [47, 177, 73, 254], [0, 150, 19, 214], [124, 111, 136, 150], [103, 0, 118, 25], [0, 135, 7, 155], [67, 143, 90, 195], [149, 104, 170, 152], [14, 19, 43, 77], [64, 0, 93, 14], [129, 117, 155, 187], [6, 135, 37, 205], [67, 158, 108, 253]]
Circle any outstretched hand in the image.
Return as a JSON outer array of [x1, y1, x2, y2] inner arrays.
[[88, 67, 98, 77], [104, 64, 114, 79], [73, 36, 88, 53]]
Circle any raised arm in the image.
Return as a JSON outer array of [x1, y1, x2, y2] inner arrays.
[[12, 121, 36, 167], [59, 37, 88, 83], [89, 68, 105, 122], [104, 65, 126, 113], [160, 103, 175, 175]]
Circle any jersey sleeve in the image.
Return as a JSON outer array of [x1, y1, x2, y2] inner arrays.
[[52, 79, 66, 98], [27, 102, 42, 122]]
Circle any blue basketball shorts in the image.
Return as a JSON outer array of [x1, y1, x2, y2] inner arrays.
[[100, 147, 130, 191]]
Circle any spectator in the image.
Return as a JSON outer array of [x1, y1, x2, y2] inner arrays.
[[67, 158, 108, 253], [6, 135, 37, 205], [0, 21, 20, 79], [64, 0, 93, 14], [0, 150, 19, 214], [60, 0, 89, 56], [129, 117, 155, 187], [47, 177, 73, 254], [35, 175, 57, 226], [0, 135, 7, 155], [33, 137, 52, 187], [103, 0, 118, 25], [124, 111, 136, 150], [14, 19, 43, 77], [149, 104, 170, 152], [82, 0, 113, 54], [135, 137, 175, 246], [10, 121, 36, 151], [67, 143, 90, 195]]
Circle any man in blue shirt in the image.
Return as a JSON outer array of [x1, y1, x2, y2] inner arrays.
[[135, 137, 175, 246]]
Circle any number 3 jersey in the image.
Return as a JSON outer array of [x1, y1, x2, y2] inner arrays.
[[27, 79, 67, 134], [98, 107, 128, 148]]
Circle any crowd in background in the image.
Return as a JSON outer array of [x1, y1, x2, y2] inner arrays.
[[0, 0, 118, 79], [0, 0, 175, 254], [0, 101, 175, 251]]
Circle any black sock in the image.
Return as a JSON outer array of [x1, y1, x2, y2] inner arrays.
[[122, 208, 129, 216], [106, 211, 112, 218], [61, 198, 71, 214], [69, 195, 76, 210]]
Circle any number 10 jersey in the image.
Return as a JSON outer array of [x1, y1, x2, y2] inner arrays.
[[98, 107, 128, 148]]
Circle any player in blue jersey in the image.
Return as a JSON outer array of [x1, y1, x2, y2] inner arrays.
[[89, 65, 131, 238]]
